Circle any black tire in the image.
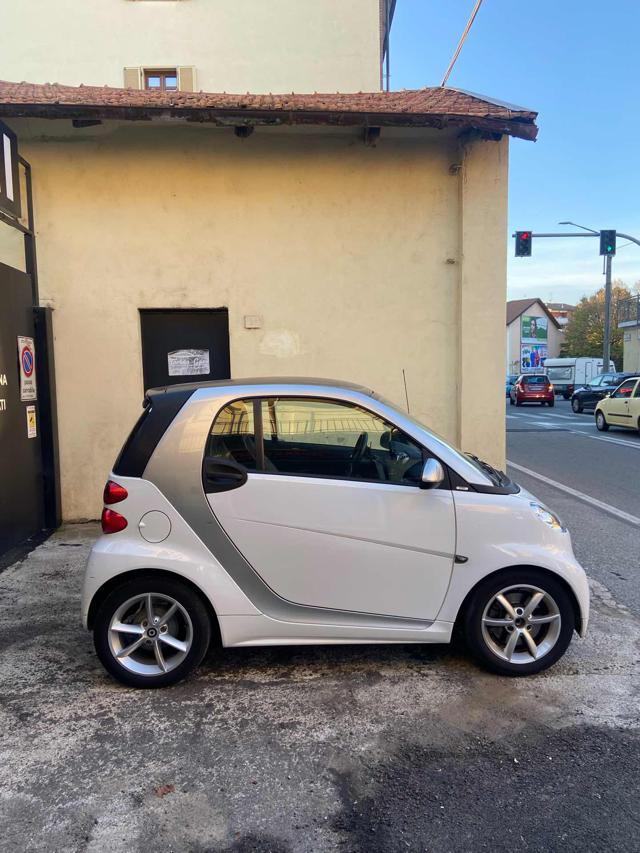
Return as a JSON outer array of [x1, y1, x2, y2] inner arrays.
[[509, 396, 515, 406], [571, 398, 582, 413], [595, 410, 609, 432], [562, 392, 570, 400], [515, 399, 522, 407], [463, 568, 575, 677], [547, 397, 555, 407], [93, 575, 212, 688]]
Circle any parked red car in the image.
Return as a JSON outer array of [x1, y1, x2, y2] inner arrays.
[[509, 374, 555, 407]]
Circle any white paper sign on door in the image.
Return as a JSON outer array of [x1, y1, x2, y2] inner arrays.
[[167, 349, 211, 377]]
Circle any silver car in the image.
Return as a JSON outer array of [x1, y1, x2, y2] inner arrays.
[[82, 378, 589, 688]]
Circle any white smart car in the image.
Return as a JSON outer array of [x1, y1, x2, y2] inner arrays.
[[82, 378, 589, 688]]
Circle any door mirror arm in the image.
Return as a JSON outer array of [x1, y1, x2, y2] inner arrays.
[[420, 458, 445, 490]]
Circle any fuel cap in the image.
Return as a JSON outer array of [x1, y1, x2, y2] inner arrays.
[[138, 510, 171, 543]]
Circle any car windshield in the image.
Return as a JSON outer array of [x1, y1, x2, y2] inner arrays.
[[547, 367, 573, 380], [372, 392, 509, 489]]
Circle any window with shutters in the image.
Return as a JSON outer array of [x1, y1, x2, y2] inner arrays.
[[144, 69, 177, 91], [123, 67, 196, 92]]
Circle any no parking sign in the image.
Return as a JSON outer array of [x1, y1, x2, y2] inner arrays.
[[17, 335, 37, 401]]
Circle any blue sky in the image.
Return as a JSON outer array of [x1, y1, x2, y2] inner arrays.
[[390, 0, 640, 304]]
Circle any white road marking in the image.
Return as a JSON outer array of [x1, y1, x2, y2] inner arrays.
[[579, 431, 640, 451], [506, 461, 640, 527]]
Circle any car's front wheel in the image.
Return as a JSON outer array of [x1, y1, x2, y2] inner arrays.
[[571, 398, 582, 413], [93, 576, 212, 688], [596, 410, 609, 431], [464, 570, 575, 676]]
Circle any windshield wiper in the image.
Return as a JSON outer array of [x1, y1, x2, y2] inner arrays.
[[465, 453, 509, 487]]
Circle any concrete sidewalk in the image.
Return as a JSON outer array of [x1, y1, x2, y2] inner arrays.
[[0, 525, 638, 852]]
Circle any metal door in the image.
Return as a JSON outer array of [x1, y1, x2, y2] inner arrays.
[[139, 309, 230, 391], [0, 262, 45, 552]]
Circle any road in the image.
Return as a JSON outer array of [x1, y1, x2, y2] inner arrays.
[[506, 397, 640, 615], [0, 406, 638, 852]]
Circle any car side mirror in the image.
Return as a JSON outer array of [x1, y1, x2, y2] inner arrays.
[[420, 458, 445, 489]]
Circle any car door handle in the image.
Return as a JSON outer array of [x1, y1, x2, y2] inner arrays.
[[202, 456, 248, 493]]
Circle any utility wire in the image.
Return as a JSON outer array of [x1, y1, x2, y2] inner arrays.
[[440, 0, 485, 87]]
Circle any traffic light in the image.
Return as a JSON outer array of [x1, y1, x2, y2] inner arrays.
[[515, 231, 532, 257], [600, 230, 616, 256]]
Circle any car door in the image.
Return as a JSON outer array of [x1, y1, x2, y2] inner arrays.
[[605, 379, 638, 426], [583, 375, 603, 405], [203, 396, 456, 621], [628, 379, 640, 431]]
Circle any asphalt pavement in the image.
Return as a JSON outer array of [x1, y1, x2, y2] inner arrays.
[[506, 397, 640, 615], [0, 405, 638, 852]]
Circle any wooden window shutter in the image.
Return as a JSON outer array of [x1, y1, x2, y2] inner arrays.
[[178, 66, 197, 92], [123, 67, 142, 89]]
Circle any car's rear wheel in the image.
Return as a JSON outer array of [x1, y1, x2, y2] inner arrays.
[[93, 576, 212, 688], [515, 398, 522, 407], [596, 410, 609, 431], [464, 569, 575, 676], [571, 398, 582, 413], [547, 398, 555, 407]]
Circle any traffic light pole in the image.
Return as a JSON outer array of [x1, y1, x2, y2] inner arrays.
[[603, 254, 613, 370], [512, 229, 640, 369]]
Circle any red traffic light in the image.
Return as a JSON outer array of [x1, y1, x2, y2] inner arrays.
[[515, 230, 532, 257]]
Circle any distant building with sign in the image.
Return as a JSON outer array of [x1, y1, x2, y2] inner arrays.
[[506, 299, 562, 375]]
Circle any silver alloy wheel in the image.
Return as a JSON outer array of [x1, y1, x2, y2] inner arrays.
[[596, 411, 605, 429], [481, 584, 561, 665], [108, 593, 193, 676]]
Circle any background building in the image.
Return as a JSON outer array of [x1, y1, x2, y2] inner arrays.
[[0, 3, 537, 530], [547, 302, 575, 329], [619, 295, 640, 372], [1, 0, 394, 94], [506, 298, 562, 374]]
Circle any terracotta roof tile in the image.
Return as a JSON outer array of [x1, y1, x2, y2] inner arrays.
[[0, 80, 538, 140]]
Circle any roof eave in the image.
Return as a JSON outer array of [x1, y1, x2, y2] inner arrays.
[[0, 102, 538, 141]]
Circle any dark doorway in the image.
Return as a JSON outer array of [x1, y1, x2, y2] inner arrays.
[[0, 262, 45, 553], [139, 309, 231, 391]]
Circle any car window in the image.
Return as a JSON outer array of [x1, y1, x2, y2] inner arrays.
[[633, 381, 640, 398], [523, 375, 548, 385], [262, 397, 426, 485], [589, 377, 603, 387], [206, 399, 259, 469], [612, 379, 637, 398], [547, 366, 573, 380]]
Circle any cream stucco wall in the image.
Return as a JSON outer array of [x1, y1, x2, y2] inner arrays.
[[622, 328, 640, 373], [1, 0, 382, 93], [2, 119, 509, 519], [506, 303, 562, 374]]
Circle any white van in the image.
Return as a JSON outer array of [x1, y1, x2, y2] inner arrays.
[[544, 358, 616, 398]]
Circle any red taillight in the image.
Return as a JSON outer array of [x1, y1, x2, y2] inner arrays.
[[101, 508, 128, 534], [103, 479, 128, 505]]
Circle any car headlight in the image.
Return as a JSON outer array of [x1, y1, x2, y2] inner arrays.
[[530, 502, 565, 531]]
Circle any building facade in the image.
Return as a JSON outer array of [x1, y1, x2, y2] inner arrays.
[[506, 299, 562, 375], [0, 4, 537, 526], [1, 0, 392, 94]]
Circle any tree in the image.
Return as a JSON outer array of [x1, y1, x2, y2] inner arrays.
[[560, 281, 632, 368]]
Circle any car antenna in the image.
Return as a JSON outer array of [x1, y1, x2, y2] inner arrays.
[[402, 369, 411, 414]]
